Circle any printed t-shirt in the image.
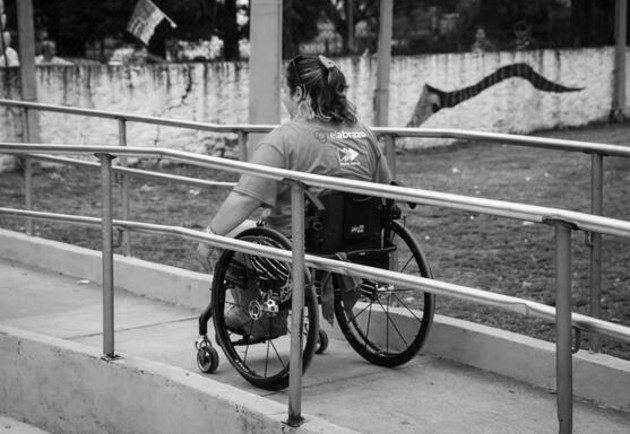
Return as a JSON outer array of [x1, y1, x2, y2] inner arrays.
[[233, 118, 392, 233]]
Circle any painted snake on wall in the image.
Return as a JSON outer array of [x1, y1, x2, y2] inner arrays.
[[407, 62, 583, 127]]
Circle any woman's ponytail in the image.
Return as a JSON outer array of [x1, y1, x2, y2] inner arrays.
[[286, 55, 357, 125]]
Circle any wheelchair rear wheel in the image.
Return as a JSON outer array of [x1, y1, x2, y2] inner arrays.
[[334, 220, 435, 367], [212, 227, 319, 391]]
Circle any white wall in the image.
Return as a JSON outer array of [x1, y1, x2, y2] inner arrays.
[[389, 48, 613, 148], [0, 47, 619, 157]]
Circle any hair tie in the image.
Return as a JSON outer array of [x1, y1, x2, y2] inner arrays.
[[318, 55, 337, 70]]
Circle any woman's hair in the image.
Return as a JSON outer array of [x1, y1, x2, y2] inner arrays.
[[286, 55, 357, 125]]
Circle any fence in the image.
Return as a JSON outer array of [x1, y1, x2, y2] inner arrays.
[[2, 141, 630, 433], [2, 97, 628, 354], [1, 101, 630, 432]]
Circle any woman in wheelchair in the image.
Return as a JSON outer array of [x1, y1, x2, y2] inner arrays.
[[197, 54, 391, 255], [195, 55, 433, 390]]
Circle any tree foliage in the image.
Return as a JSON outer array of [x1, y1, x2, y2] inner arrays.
[[2, 0, 627, 60], [20, 0, 245, 58], [283, 0, 333, 58], [472, 0, 621, 49], [26, 0, 335, 60]]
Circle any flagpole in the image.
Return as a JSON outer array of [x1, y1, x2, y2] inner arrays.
[[147, 0, 177, 28], [163, 15, 177, 29]]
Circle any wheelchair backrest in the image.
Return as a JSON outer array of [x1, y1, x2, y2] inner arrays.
[[305, 191, 384, 255]]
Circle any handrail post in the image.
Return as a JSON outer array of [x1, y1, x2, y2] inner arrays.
[[23, 107, 34, 236], [612, 0, 627, 120], [553, 220, 574, 434], [383, 134, 396, 178], [238, 131, 248, 161], [96, 153, 116, 359], [287, 180, 306, 427], [589, 154, 603, 352], [118, 118, 131, 256]]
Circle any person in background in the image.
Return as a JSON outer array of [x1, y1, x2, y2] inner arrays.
[[0, 30, 19, 67], [471, 26, 497, 53], [35, 28, 49, 56], [512, 21, 538, 51], [35, 40, 72, 65]]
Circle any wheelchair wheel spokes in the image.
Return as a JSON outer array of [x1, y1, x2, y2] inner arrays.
[[356, 283, 424, 320], [334, 220, 435, 367], [395, 252, 415, 274], [211, 227, 318, 391], [231, 324, 289, 378], [385, 287, 428, 323], [375, 294, 413, 348], [343, 287, 417, 354]]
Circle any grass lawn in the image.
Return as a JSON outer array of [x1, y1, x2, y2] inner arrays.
[[1, 121, 629, 359]]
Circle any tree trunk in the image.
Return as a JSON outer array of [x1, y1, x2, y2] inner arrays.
[[222, 0, 239, 60]]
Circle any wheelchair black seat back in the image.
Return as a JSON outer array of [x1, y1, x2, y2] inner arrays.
[[305, 190, 390, 255]]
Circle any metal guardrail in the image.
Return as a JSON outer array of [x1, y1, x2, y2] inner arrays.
[[2, 143, 630, 433], [24, 153, 236, 189], [4, 143, 630, 237], [1, 99, 630, 432], [1, 207, 629, 345], [0, 98, 626, 354]]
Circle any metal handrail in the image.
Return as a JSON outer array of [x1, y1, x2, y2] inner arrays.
[[4, 143, 630, 238], [23, 153, 236, 189], [0, 99, 277, 134], [2, 144, 628, 433], [373, 126, 630, 157], [1, 206, 629, 346], [1, 99, 623, 351], [2, 99, 630, 157], [1, 99, 624, 355], [0, 101, 620, 343], [1, 100, 628, 431]]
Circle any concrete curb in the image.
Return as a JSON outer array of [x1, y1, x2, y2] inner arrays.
[[1, 228, 629, 412], [423, 315, 630, 411], [0, 228, 211, 310], [0, 324, 356, 434]]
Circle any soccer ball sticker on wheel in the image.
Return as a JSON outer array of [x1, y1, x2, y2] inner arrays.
[[211, 227, 319, 391]]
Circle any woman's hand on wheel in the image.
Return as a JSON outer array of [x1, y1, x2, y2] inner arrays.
[[196, 242, 220, 273]]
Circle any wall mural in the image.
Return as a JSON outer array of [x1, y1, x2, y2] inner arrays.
[[407, 62, 584, 127], [1, 50, 612, 157]]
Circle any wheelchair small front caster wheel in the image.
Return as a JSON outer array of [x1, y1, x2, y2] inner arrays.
[[316, 329, 329, 354], [197, 345, 219, 373]]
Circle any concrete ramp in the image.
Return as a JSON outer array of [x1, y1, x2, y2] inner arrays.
[[1, 230, 630, 433], [0, 323, 351, 434]]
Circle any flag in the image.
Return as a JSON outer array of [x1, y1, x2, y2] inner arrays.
[[126, 0, 176, 45]]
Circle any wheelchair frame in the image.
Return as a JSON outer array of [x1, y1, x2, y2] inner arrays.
[[195, 192, 435, 390]]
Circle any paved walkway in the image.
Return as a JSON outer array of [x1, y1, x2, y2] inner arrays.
[[2, 259, 630, 433], [0, 415, 50, 434]]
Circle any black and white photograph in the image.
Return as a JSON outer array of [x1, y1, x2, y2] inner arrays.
[[1, 1, 629, 433]]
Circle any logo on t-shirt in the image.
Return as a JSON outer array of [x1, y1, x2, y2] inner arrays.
[[337, 147, 360, 166], [313, 129, 368, 144], [330, 130, 368, 140], [313, 130, 328, 143]]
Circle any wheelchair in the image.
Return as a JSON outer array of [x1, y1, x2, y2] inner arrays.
[[195, 189, 435, 391]]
